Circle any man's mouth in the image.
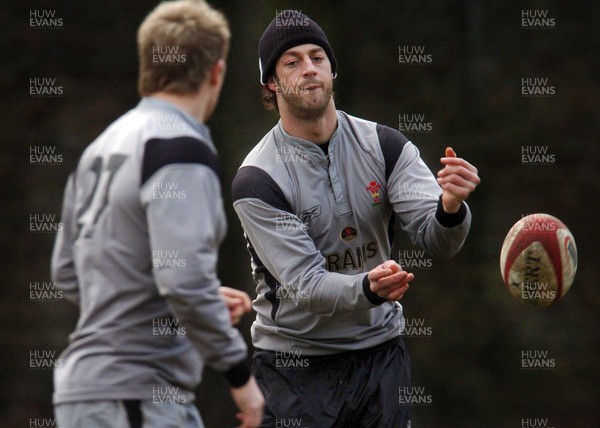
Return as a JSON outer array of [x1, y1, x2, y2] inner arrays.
[[303, 83, 322, 91]]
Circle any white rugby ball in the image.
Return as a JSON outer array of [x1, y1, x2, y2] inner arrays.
[[500, 214, 577, 306]]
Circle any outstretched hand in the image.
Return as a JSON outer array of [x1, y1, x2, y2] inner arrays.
[[437, 147, 481, 213]]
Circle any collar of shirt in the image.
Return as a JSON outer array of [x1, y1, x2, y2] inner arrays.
[[275, 112, 342, 162], [138, 96, 213, 143]]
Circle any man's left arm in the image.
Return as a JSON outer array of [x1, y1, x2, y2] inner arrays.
[[383, 131, 480, 259]]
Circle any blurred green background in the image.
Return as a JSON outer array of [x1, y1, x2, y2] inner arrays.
[[2, 0, 598, 427]]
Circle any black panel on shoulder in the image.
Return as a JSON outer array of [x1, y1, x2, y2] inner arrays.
[[376, 124, 408, 180], [232, 166, 292, 213], [141, 137, 220, 186]]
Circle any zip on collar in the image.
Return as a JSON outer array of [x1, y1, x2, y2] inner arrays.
[[274, 112, 351, 215]]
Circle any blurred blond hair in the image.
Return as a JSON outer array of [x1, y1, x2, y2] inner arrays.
[[137, 0, 230, 96]]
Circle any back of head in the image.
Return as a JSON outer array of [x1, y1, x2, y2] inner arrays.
[[137, 0, 230, 96]]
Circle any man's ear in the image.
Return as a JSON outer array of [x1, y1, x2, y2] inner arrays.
[[209, 58, 226, 87], [267, 75, 278, 93]]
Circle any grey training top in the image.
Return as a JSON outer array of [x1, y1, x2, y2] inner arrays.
[[51, 97, 249, 405], [232, 111, 471, 355]]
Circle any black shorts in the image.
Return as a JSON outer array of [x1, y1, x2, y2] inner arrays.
[[253, 336, 411, 428]]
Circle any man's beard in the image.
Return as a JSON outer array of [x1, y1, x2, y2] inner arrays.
[[277, 78, 333, 120]]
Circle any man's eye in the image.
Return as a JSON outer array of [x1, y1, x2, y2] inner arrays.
[[285, 60, 298, 67], [313, 56, 324, 63]]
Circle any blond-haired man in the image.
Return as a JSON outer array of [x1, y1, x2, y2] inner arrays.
[[51, 1, 263, 426]]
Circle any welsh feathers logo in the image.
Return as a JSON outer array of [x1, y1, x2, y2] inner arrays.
[[366, 181, 382, 205]]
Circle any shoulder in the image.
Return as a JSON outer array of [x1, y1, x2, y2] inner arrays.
[[340, 112, 409, 179], [141, 136, 219, 185], [375, 124, 409, 179], [232, 128, 292, 212], [231, 166, 291, 212]]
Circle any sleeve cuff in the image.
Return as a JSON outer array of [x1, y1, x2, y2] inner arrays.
[[222, 357, 251, 388], [435, 195, 467, 228], [362, 275, 387, 306]]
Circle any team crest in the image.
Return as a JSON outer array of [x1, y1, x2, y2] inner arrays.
[[340, 226, 357, 242], [366, 181, 382, 205]]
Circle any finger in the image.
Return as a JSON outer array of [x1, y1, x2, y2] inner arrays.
[[238, 292, 252, 312], [380, 270, 408, 287], [437, 182, 473, 200], [372, 271, 409, 292], [437, 164, 480, 182], [382, 260, 398, 269], [383, 273, 414, 299], [386, 283, 410, 301], [437, 174, 478, 192], [219, 286, 236, 297], [439, 157, 479, 174], [221, 295, 237, 307], [225, 296, 243, 308], [380, 271, 414, 290], [368, 268, 393, 282], [445, 147, 456, 158], [230, 304, 245, 321]]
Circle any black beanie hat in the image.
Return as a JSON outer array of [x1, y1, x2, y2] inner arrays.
[[258, 10, 337, 85]]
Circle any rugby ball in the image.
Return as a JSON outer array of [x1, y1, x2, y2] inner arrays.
[[500, 214, 577, 306]]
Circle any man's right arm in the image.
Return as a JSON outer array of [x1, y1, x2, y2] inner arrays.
[[232, 166, 410, 315], [140, 137, 252, 387], [51, 172, 80, 306]]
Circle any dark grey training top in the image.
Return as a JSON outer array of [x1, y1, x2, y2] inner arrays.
[[51, 97, 249, 404], [232, 111, 471, 355]]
